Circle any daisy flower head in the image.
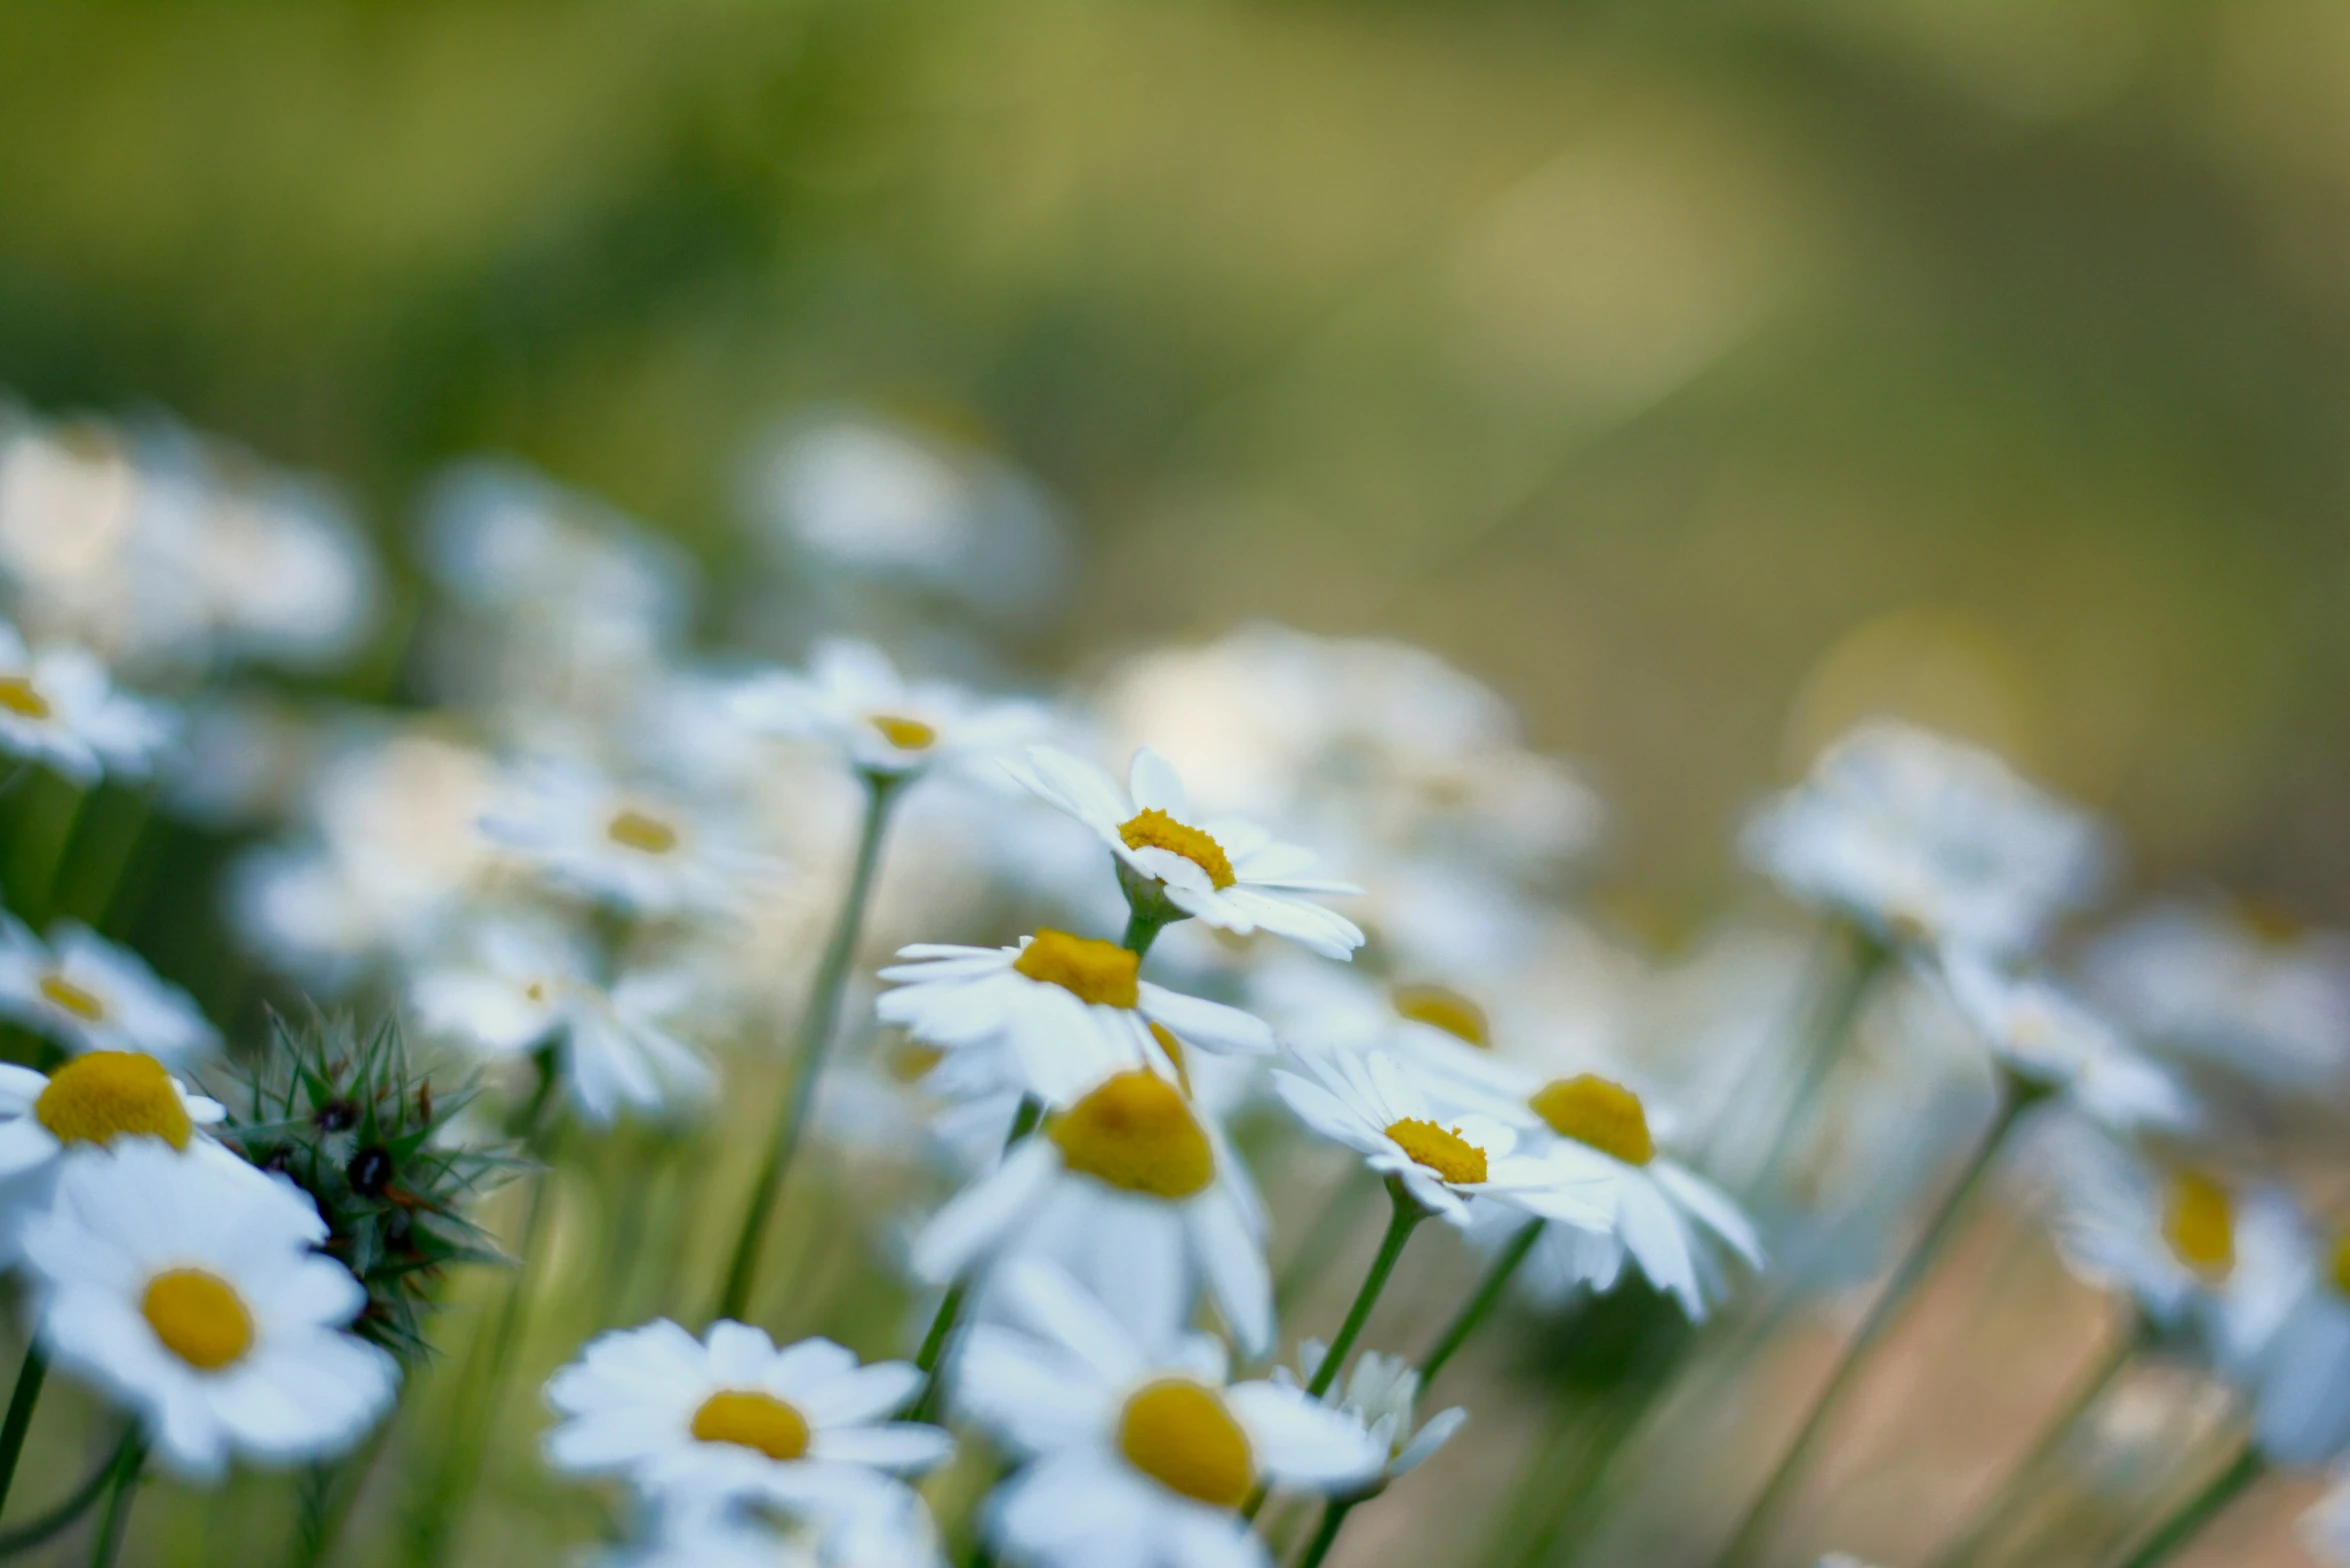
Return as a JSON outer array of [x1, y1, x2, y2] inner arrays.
[[1273, 1342, 1466, 1499], [912, 1066, 1276, 1353], [1007, 745, 1365, 960], [1940, 950, 2195, 1135], [544, 1319, 952, 1520], [483, 757, 770, 920], [0, 917, 218, 1066], [20, 1138, 398, 1480], [729, 639, 1050, 781], [877, 929, 1273, 1107], [0, 1051, 228, 1256], [1270, 1049, 1613, 1231], [954, 1260, 1386, 1568], [0, 618, 174, 785], [2248, 1226, 2350, 1465]]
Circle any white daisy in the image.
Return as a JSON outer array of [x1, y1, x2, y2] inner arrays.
[[877, 929, 1273, 1107], [0, 1051, 230, 1258], [411, 920, 713, 1126], [0, 619, 173, 785], [544, 1319, 952, 1522], [729, 639, 1049, 780], [1939, 951, 2195, 1134], [1007, 746, 1365, 959], [0, 918, 218, 1066], [1270, 1049, 1613, 1231], [954, 1260, 1386, 1568], [2247, 1234, 2350, 1465], [20, 1139, 398, 1481], [912, 1068, 1276, 1354], [483, 758, 769, 919], [1272, 1343, 1466, 1497]]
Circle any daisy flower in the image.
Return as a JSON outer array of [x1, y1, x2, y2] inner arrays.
[[912, 1068, 1276, 1353], [1270, 1049, 1613, 1231], [0, 618, 174, 785], [20, 1139, 398, 1480], [483, 758, 769, 919], [877, 929, 1273, 1107], [1273, 1343, 1466, 1498], [1939, 951, 2195, 1135], [953, 1260, 1386, 1568], [1007, 745, 1365, 959], [0, 1050, 229, 1256], [544, 1319, 952, 1520], [0, 917, 218, 1066], [2246, 1230, 2350, 1465], [728, 639, 1049, 780]]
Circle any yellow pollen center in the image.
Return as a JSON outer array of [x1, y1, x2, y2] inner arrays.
[[39, 974, 106, 1023], [0, 677, 50, 721], [1050, 1071, 1215, 1200], [1012, 928, 1140, 1009], [524, 981, 548, 1005], [1117, 1379, 1255, 1509], [1118, 809, 1236, 890], [868, 714, 937, 751], [2332, 1232, 2350, 1299], [1392, 984, 1490, 1047], [34, 1052, 192, 1150], [689, 1390, 812, 1461], [1530, 1075, 1654, 1166], [141, 1269, 253, 1370], [605, 808, 680, 855], [2162, 1170, 2236, 1281], [1385, 1118, 1488, 1185]]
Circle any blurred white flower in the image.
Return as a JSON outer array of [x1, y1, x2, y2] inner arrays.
[[1744, 720, 2107, 958], [0, 918, 217, 1066], [484, 759, 772, 920], [729, 640, 1050, 781], [22, 1139, 398, 1481], [0, 619, 173, 785], [2248, 1236, 2350, 1465], [1273, 1343, 1466, 1495], [1939, 951, 2195, 1134]]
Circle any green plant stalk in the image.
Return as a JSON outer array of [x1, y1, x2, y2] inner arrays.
[[2112, 1445, 2263, 1568], [1734, 919, 1888, 1196], [85, 1441, 142, 1568], [0, 1345, 46, 1523], [1708, 1081, 2035, 1568], [716, 771, 903, 1324], [285, 1421, 393, 1568], [1309, 1180, 1429, 1401], [905, 1094, 1048, 1422], [0, 1429, 135, 1558], [1293, 1497, 1360, 1568], [1119, 904, 1175, 957], [1419, 1219, 1542, 1386]]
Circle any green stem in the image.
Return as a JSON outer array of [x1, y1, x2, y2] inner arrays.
[[1293, 1498, 1360, 1568], [0, 1429, 134, 1556], [1120, 905, 1173, 957], [1308, 1180, 1428, 1401], [1734, 920, 1887, 1196], [716, 772, 902, 1323], [1419, 1220, 1541, 1385], [2112, 1445, 2262, 1568], [906, 1094, 1048, 1421], [85, 1441, 141, 1568], [1708, 1082, 2033, 1568], [0, 1344, 46, 1522]]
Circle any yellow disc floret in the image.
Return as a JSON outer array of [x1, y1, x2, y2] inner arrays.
[[39, 973, 106, 1023], [34, 1052, 192, 1150], [0, 677, 51, 721], [605, 808, 680, 856], [1385, 1118, 1488, 1185], [2162, 1170, 2236, 1281], [142, 1268, 254, 1370], [1118, 809, 1236, 890], [1013, 928, 1141, 1009], [2332, 1230, 2350, 1299], [690, 1390, 812, 1461], [1530, 1075, 1654, 1167], [867, 714, 938, 751], [1050, 1071, 1215, 1200], [1392, 984, 1490, 1047], [1117, 1378, 1255, 1509]]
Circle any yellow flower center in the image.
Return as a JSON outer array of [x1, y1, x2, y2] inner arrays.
[[1392, 984, 1490, 1047], [34, 1052, 192, 1150], [1117, 1379, 1255, 1509], [2162, 1170, 2235, 1281], [39, 973, 106, 1023], [887, 1040, 945, 1083], [1050, 1071, 1215, 1200], [867, 714, 938, 751], [1012, 928, 1140, 1009], [605, 808, 680, 856], [0, 677, 51, 721], [2332, 1231, 2350, 1300], [1530, 1075, 1654, 1166], [1385, 1118, 1488, 1185], [689, 1390, 812, 1461], [1119, 809, 1236, 890], [141, 1268, 254, 1370]]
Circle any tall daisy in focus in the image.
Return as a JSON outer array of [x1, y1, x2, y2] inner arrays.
[[0, 618, 174, 785], [0, 918, 218, 1067], [0, 1049, 229, 1257]]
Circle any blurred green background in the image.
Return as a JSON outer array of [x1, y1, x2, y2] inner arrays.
[[3, 0, 2346, 922]]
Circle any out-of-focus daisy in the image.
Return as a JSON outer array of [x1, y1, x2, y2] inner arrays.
[[0, 918, 218, 1066], [1743, 720, 2106, 958], [877, 930, 1272, 1107], [2247, 1232, 2350, 1465], [544, 1319, 952, 1520], [954, 1261, 1385, 1568], [913, 1068, 1276, 1353], [412, 920, 712, 1126], [0, 1052, 229, 1244], [1940, 952, 2195, 1134], [1273, 1342, 1465, 1498], [1249, 954, 1535, 1112], [1008, 746, 1365, 959], [1270, 1050, 1613, 1231], [0, 619, 173, 785], [20, 1139, 398, 1480], [484, 759, 769, 919], [729, 640, 1049, 780]]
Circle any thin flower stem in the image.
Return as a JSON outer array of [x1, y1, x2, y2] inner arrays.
[[905, 1094, 1048, 1422], [2112, 1444, 2263, 1568], [85, 1441, 142, 1568], [1728, 920, 1887, 1195], [0, 1344, 46, 1522], [1309, 1180, 1428, 1401], [0, 1428, 133, 1556], [1120, 904, 1173, 957], [1419, 1219, 1542, 1386], [1708, 1083, 2034, 1568], [717, 771, 903, 1323], [1293, 1497, 1360, 1568]]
